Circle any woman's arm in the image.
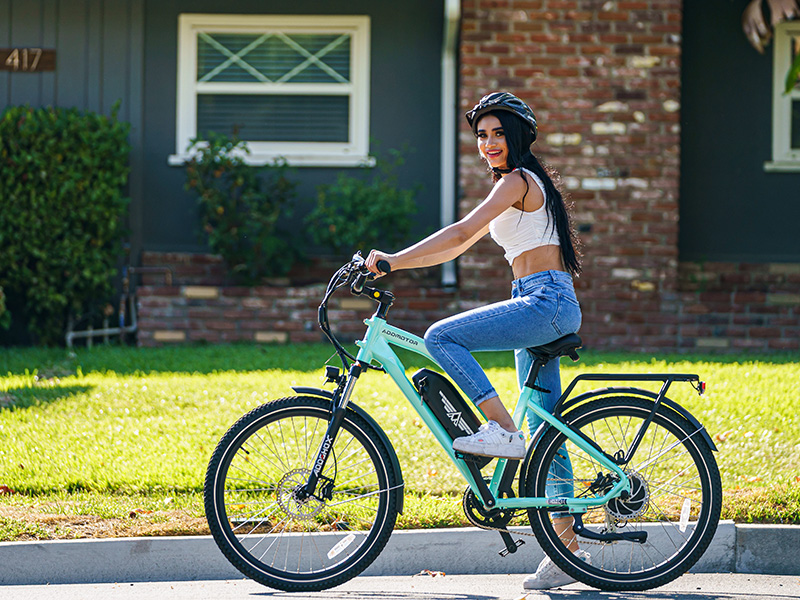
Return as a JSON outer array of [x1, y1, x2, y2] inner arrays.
[[375, 221, 490, 270], [366, 172, 530, 273]]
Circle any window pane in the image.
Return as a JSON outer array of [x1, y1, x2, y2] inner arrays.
[[197, 33, 351, 83], [792, 100, 800, 149], [197, 95, 349, 142]]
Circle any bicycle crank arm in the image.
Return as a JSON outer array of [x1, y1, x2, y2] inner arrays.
[[457, 452, 496, 507], [572, 514, 648, 544]]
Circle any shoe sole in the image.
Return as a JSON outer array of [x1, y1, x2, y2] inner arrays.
[[452, 445, 525, 460]]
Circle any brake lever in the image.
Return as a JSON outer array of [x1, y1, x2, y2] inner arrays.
[[351, 272, 368, 294], [349, 253, 390, 294]]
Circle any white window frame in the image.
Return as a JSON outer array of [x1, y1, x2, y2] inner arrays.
[[170, 14, 372, 167], [766, 21, 800, 172]]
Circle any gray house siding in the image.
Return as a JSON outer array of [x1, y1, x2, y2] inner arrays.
[[680, 0, 800, 262], [141, 0, 444, 254], [1, 0, 146, 256], [1, 0, 443, 260]]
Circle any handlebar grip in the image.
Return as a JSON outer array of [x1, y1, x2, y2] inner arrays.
[[376, 260, 391, 274]]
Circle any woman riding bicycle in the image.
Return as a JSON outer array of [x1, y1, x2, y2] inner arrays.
[[366, 91, 586, 589]]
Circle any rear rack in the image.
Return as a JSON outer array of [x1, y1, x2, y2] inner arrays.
[[560, 373, 700, 400], [553, 373, 707, 466]]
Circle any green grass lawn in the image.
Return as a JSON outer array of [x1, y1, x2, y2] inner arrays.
[[0, 343, 798, 541]]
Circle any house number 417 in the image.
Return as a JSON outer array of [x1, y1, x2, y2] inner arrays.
[[4, 48, 43, 71]]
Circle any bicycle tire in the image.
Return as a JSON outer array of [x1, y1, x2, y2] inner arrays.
[[204, 396, 398, 592], [524, 396, 721, 591]]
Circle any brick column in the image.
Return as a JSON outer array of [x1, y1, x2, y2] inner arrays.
[[459, 0, 683, 350]]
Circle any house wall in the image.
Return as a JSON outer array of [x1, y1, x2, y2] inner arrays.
[[140, 0, 445, 255], [680, 0, 800, 263], [453, 0, 798, 352], [136, 251, 456, 345], [1, 0, 445, 263], [5, 0, 796, 351], [138, 1, 798, 352], [0, 0, 147, 267], [458, 0, 685, 350], [676, 0, 800, 351], [0, 0, 143, 117]]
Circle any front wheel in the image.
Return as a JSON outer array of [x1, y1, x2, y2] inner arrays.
[[524, 396, 721, 591], [204, 396, 398, 592]]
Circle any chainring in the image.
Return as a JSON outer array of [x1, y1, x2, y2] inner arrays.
[[462, 487, 518, 529]]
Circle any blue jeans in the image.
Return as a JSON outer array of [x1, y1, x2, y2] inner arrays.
[[424, 270, 581, 421], [424, 270, 580, 511]]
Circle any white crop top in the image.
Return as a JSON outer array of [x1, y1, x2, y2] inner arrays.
[[488, 167, 560, 266]]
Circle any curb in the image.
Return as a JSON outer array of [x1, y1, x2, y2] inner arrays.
[[0, 522, 797, 585]]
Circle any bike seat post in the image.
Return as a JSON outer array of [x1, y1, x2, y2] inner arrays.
[[523, 355, 548, 391]]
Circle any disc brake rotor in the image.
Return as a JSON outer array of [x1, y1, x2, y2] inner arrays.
[[606, 469, 650, 520], [276, 468, 325, 520]]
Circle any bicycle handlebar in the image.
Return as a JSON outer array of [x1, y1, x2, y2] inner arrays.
[[348, 256, 391, 294], [318, 252, 393, 373], [376, 259, 391, 274]]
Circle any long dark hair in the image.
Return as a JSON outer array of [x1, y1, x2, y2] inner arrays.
[[479, 110, 581, 276]]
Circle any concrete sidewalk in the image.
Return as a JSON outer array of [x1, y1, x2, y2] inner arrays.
[[8, 573, 800, 600], [1, 522, 797, 586]]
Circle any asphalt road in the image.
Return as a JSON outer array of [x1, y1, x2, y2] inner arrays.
[[5, 573, 799, 600]]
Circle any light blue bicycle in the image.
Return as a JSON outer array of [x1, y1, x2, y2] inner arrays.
[[205, 253, 721, 592]]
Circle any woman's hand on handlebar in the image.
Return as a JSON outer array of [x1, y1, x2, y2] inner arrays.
[[365, 249, 394, 276]]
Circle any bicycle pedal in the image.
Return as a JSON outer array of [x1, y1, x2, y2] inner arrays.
[[455, 451, 486, 463], [498, 538, 525, 557]]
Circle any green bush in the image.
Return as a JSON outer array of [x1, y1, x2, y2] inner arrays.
[[0, 104, 130, 345], [0, 287, 9, 330], [305, 149, 418, 256], [184, 134, 295, 283]]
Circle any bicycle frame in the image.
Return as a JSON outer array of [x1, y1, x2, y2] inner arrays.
[[353, 313, 632, 513]]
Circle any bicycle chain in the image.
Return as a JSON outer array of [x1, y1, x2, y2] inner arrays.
[[467, 514, 609, 547], [462, 495, 609, 548]]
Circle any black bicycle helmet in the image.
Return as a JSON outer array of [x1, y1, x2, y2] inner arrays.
[[465, 92, 538, 141]]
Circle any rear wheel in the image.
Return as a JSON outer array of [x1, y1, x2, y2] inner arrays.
[[525, 396, 721, 591], [205, 396, 398, 592]]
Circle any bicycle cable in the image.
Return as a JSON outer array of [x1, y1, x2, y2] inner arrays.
[[318, 253, 382, 373]]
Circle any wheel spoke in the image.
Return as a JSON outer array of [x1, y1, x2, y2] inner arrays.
[[205, 398, 397, 589], [526, 396, 720, 590]]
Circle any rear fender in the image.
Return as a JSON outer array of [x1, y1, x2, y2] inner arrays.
[[520, 386, 717, 495], [557, 386, 717, 452]]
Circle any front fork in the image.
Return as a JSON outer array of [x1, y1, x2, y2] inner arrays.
[[296, 362, 365, 501]]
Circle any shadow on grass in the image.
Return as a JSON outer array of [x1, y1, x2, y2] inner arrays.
[[0, 383, 93, 409], [1, 343, 797, 378]]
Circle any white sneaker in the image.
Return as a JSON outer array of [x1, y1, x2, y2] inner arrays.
[[452, 420, 525, 459], [522, 549, 591, 590]]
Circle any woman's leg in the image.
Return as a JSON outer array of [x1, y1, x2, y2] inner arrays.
[[515, 350, 575, 529], [424, 293, 564, 411]]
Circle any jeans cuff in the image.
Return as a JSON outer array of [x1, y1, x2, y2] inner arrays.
[[473, 389, 499, 406]]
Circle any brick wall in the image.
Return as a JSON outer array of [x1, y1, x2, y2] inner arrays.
[[677, 263, 800, 352], [136, 252, 458, 346], [459, 0, 684, 351]]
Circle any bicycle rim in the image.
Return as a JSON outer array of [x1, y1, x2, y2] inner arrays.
[[205, 397, 397, 591], [526, 397, 721, 591]]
